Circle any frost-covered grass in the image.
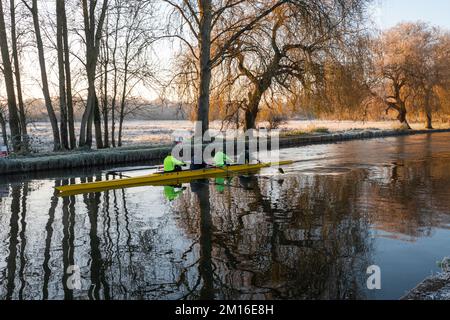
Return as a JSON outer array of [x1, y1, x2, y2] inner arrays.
[[280, 127, 330, 137], [402, 257, 450, 300], [402, 272, 450, 300], [25, 120, 190, 152], [283, 119, 450, 132], [7, 119, 450, 153]]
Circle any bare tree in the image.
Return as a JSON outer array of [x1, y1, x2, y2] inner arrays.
[[56, 0, 69, 149], [109, 1, 121, 148], [377, 23, 450, 129], [78, 0, 108, 149], [97, 0, 156, 147], [22, 0, 61, 150], [62, 1, 76, 149], [0, 101, 9, 150], [117, 1, 155, 146], [0, 0, 22, 152], [10, 0, 28, 149], [99, 31, 110, 148]]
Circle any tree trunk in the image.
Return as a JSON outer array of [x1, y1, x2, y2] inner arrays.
[[397, 103, 411, 130], [10, 0, 28, 150], [102, 64, 109, 148], [118, 57, 129, 147], [244, 109, 258, 132], [117, 75, 128, 147], [102, 41, 109, 148], [61, 2, 76, 149], [244, 95, 261, 131], [110, 9, 120, 148], [424, 90, 433, 129], [244, 86, 267, 131], [426, 113, 433, 130], [110, 64, 118, 147], [0, 112, 8, 151], [0, 1, 22, 152], [56, 0, 69, 150], [111, 82, 117, 147], [81, 63, 103, 149], [79, 0, 108, 149], [30, 0, 61, 151], [196, 0, 213, 138], [93, 95, 103, 149], [81, 73, 96, 148], [79, 85, 93, 148], [118, 112, 124, 147]]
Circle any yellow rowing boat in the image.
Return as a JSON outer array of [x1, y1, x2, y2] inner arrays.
[[56, 160, 293, 196]]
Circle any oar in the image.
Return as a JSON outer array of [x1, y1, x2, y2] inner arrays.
[[106, 161, 193, 177], [105, 165, 163, 175], [107, 172, 133, 178]]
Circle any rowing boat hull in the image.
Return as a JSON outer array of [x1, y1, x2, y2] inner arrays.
[[56, 161, 293, 196]]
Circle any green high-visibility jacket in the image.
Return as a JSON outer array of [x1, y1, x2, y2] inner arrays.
[[214, 152, 232, 167], [164, 155, 184, 172]]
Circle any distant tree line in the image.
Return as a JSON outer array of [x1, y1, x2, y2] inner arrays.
[[0, 0, 449, 154]]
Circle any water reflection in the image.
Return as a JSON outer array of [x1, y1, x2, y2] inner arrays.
[[0, 133, 450, 300], [42, 182, 58, 300]]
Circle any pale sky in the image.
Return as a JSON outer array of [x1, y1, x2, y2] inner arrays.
[[376, 0, 450, 30]]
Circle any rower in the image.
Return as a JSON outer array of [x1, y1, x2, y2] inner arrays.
[[214, 151, 233, 168], [163, 154, 186, 173]]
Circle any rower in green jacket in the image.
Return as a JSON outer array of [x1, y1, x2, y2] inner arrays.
[[163, 155, 186, 172], [214, 151, 233, 167]]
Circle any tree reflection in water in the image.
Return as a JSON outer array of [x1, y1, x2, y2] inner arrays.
[[1, 134, 450, 300]]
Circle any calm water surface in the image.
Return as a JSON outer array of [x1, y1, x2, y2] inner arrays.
[[1, 133, 450, 300]]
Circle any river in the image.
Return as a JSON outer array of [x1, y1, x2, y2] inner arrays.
[[1, 132, 450, 300]]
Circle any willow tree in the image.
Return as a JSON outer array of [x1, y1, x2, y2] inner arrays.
[[217, 0, 371, 130], [378, 23, 450, 129], [403, 23, 450, 129], [434, 32, 450, 119], [164, 0, 289, 137], [377, 26, 414, 129]]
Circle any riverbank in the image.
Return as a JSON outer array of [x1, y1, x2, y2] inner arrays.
[[402, 273, 450, 300], [14, 120, 450, 152], [1, 128, 450, 175], [402, 258, 450, 300]]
